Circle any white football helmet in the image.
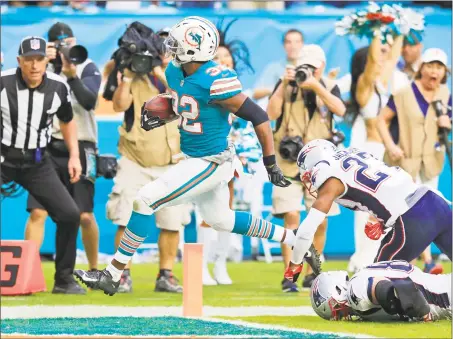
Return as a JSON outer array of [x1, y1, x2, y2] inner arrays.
[[296, 139, 337, 196], [310, 271, 351, 321], [164, 16, 219, 64]]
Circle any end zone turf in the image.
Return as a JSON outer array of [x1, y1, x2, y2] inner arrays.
[[1, 316, 375, 338]]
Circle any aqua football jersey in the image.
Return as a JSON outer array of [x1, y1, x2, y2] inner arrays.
[[165, 60, 242, 157]]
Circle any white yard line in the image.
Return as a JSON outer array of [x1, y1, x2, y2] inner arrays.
[[1, 305, 316, 319], [203, 318, 377, 338]]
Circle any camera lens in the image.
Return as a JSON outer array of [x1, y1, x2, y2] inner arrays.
[[294, 65, 315, 85], [68, 45, 88, 65], [131, 54, 153, 74], [295, 71, 308, 84]]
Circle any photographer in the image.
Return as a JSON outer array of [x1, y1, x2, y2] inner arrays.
[[378, 46, 451, 237], [25, 23, 102, 276], [267, 44, 345, 292], [104, 22, 187, 293], [1, 36, 82, 293]]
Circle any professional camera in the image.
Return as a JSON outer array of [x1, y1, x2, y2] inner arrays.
[[54, 40, 88, 65], [96, 154, 118, 179], [294, 64, 316, 85], [328, 129, 346, 147], [103, 22, 164, 101], [113, 21, 163, 74], [279, 136, 304, 162]]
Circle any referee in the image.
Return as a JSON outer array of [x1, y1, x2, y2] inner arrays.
[[1, 36, 85, 294]]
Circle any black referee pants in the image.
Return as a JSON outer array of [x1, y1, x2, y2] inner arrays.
[[1, 155, 80, 285]]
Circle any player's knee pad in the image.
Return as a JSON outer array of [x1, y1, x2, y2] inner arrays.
[[134, 179, 170, 214], [393, 277, 430, 319], [206, 209, 235, 232], [375, 280, 400, 315]]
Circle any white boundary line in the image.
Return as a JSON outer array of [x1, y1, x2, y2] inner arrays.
[[1, 306, 317, 319], [201, 317, 377, 339]]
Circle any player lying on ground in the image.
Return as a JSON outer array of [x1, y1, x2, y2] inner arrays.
[[311, 260, 452, 322], [284, 139, 452, 283], [74, 16, 320, 295]]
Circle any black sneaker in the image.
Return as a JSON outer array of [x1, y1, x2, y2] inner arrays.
[[281, 278, 300, 293], [304, 244, 322, 276], [52, 281, 86, 295], [154, 273, 183, 293], [74, 269, 120, 296], [88, 269, 100, 290], [302, 273, 317, 289]]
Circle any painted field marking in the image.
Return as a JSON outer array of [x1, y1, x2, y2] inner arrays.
[[1, 306, 317, 319]]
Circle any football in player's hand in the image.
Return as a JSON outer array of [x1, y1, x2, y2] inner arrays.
[[143, 95, 177, 122]]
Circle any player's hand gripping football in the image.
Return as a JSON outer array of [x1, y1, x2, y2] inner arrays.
[[141, 110, 166, 131], [141, 93, 176, 131], [265, 163, 291, 187]]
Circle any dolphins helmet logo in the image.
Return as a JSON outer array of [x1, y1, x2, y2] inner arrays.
[[185, 27, 204, 51]]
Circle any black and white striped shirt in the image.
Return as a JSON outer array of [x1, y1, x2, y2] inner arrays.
[[0, 67, 73, 150]]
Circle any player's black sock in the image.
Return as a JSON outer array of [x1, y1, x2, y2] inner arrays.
[[159, 269, 172, 278]]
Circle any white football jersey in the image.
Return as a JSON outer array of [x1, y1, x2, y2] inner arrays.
[[310, 148, 419, 226], [347, 260, 452, 321]]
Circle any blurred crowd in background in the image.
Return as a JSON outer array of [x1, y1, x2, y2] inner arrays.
[[2, 0, 452, 10]]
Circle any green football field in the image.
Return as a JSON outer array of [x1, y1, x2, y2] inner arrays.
[[2, 260, 451, 338]]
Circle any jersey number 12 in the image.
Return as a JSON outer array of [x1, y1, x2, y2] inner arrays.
[[170, 91, 202, 134]]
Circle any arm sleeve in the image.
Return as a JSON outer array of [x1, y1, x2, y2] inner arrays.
[[209, 68, 242, 101], [67, 62, 101, 111], [56, 83, 74, 123], [386, 95, 397, 115]]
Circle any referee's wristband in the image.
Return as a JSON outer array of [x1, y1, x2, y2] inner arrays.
[[263, 154, 276, 167]]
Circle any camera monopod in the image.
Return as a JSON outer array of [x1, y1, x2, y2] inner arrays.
[[432, 100, 452, 169]]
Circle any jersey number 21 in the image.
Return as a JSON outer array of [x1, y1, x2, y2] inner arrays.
[[341, 152, 389, 192]]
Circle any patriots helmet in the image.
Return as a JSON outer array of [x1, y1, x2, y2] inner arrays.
[[310, 271, 351, 321], [296, 139, 337, 196], [164, 16, 219, 64]]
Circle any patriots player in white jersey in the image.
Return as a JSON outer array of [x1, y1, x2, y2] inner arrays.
[[284, 139, 452, 283], [311, 260, 451, 322]]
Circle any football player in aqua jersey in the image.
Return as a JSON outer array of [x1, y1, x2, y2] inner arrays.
[[74, 16, 321, 295]]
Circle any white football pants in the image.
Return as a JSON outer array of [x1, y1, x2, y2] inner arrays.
[[134, 157, 238, 232]]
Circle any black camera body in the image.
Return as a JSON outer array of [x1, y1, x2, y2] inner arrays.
[[54, 40, 88, 65], [279, 136, 304, 162], [113, 22, 163, 75], [114, 43, 155, 75], [103, 22, 164, 101], [96, 154, 118, 179], [329, 129, 346, 146], [294, 64, 316, 85]]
